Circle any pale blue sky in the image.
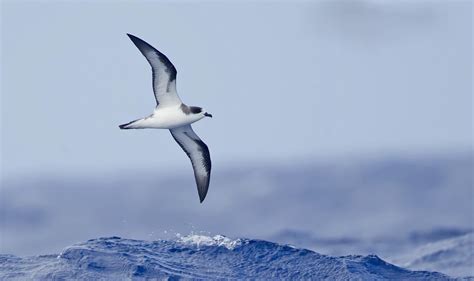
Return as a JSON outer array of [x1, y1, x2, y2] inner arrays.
[[1, 0, 472, 179]]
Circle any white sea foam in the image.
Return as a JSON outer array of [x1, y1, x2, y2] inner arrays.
[[176, 234, 242, 250]]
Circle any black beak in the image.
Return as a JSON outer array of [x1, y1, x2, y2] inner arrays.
[[204, 112, 213, 118]]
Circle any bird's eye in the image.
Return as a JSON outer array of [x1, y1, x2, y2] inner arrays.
[[189, 106, 202, 114]]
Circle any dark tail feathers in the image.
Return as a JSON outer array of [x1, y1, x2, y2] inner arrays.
[[118, 119, 137, 130]]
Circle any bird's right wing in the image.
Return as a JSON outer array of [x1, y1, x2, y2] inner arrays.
[[170, 125, 211, 203], [127, 34, 182, 107]]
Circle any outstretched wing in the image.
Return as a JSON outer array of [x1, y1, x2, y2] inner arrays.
[[127, 34, 182, 107], [170, 125, 211, 203]]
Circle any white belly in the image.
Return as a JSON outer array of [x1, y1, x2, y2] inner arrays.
[[142, 106, 204, 129]]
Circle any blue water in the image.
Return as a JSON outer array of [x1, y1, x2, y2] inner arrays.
[[0, 235, 452, 280]]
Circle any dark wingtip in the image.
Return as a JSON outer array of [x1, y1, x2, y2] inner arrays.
[[127, 33, 141, 44], [127, 33, 148, 48], [199, 188, 207, 203], [126, 33, 160, 58], [199, 191, 207, 203]]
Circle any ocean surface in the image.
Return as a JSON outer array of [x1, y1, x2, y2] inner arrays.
[[1, 153, 473, 278], [0, 235, 463, 280]]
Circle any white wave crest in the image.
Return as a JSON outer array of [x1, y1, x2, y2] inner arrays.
[[176, 234, 242, 250]]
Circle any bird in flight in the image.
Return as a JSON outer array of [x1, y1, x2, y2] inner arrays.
[[119, 34, 212, 203]]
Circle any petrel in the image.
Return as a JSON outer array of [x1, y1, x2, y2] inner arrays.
[[119, 34, 212, 203]]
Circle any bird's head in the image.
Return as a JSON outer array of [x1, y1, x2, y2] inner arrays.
[[187, 105, 212, 118], [198, 107, 213, 118]]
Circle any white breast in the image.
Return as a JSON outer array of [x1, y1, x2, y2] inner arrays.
[[145, 105, 204, 129]]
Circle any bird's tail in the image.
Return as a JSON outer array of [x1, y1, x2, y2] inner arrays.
[[119, 119, 141, 130]]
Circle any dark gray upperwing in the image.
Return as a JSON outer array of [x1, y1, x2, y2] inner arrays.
[[170, 125, 211, 203], [127, 34, 181, 107]]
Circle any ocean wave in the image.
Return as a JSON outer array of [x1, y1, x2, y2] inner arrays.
[[0, 235, 454, 280], [392, 232, 473, 278]]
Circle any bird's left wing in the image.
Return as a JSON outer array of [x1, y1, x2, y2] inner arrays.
[[127, 34, 182, 107], [170, 125, 211, 203]]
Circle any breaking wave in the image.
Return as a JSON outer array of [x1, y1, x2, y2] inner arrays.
[[0, 235, 454, 280]]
